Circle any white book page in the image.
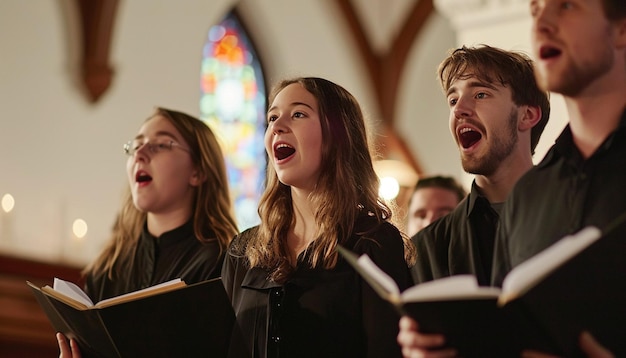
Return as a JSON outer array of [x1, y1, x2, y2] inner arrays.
[[96, 278, 182, 307], [401, 275, 501, 302], [357, 254, 400, 297], [53, 277, 94, 307], [502, 226, 601, 300]]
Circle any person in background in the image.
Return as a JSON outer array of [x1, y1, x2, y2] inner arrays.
[[406, 175, 466, 236], [57, 107, 239, 357], [410, 45, 549, 287], [222, 77, 415, 358]]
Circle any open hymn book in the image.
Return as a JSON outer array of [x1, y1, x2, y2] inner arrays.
[[338, 219, 626, 358], [28, 277, 235, 358], [31, 277, 186, 310]]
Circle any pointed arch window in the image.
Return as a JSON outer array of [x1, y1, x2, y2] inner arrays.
[[200, 11, 266, 230]]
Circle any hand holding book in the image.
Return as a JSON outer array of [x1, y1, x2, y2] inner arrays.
[[339, 226, 601, 309], [29, 277, 235, 358], [339, 221, 626, 357]]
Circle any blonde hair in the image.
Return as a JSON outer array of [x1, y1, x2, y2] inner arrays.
[[84, 107, 238, 279], [244, 77, 415, 283]]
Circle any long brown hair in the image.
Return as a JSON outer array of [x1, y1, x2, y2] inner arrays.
[[84, 107, 238, 279], [244, 77, 415, 282]]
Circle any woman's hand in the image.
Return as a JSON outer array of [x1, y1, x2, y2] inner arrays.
[[522, 331, 614, 358], [57, 332, 82, 358], [397, 316, 457, 358]]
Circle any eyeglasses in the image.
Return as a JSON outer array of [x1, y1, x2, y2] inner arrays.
[[123, 139, 190, 156]]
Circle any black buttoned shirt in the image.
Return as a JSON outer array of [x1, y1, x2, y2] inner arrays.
[[492, 108, 626, 286], [411, 182, 500, 286], [222, 217, 410, 358], [85, 220, 223, 302]]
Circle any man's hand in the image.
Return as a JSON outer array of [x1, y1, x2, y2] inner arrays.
[[397, 316, 457, 358]]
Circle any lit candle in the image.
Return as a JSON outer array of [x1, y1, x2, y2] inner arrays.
[[1, 193, 15, 244]]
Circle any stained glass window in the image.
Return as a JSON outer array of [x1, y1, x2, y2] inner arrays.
[[200, 11, 266, 230]]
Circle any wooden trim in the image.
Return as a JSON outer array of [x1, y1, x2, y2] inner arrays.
[[0, 254, 82, 283], [0, 255, 83, 357], [381, 0, 434, 125], [334, 0, 433, 175], [335, 0, 380, 90], [76, 0, 120, 103]]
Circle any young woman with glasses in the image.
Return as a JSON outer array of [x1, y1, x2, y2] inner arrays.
[[57, 107, 239, 357]]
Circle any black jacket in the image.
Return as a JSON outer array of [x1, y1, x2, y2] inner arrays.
[[411, 182, 500, 286], [85, 220, 223, 302], [222, 216, 410, 358]]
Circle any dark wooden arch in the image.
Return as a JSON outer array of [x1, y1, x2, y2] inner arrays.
[[336, 0, 434, 175]]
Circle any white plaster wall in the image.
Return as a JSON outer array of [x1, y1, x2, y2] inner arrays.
[[0, 0, 234, 264], [1, 0, 456, 265], [396, 13, 460, 178], [237, 0, 380, 130], [0, 0, 508, 265]]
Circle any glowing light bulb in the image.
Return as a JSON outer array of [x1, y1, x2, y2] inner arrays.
[[2, 194, 15, 213], [379, 177, 400, 200], [72, 219, 88, 239]]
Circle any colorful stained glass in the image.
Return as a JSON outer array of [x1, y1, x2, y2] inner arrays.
[[201, 12, 266, 230]]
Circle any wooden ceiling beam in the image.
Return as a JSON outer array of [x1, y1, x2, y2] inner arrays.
[[335, 0, 434, 175], [76, 0, 119, 103]]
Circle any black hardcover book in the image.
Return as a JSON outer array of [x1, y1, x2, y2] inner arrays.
[[338, 213, 626, 357], [28, 277, 235, 358]]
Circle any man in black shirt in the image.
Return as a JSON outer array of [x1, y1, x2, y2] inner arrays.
[[410, 45, 550, 286], [491, 0, 626, 356], [399, 1, 626, 357]]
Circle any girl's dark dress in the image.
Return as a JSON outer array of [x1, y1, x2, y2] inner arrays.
[[85, 220, 223, 302], [222, 216, 411, 358]]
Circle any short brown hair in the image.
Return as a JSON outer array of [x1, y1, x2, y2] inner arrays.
[[438, 45, 550, 155], [603, 0, 626, 21], [413, 176, 466, 203]]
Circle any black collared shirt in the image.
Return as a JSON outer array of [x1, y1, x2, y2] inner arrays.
[[410, 182, 500, 286], [222, 216, 411, 358], [85, 220, 223, 302], [492, 108, 626, 286]]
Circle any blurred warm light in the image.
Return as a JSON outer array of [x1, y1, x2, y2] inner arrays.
[[379, 176, 400, 200], [373, 159, 419, 188], [1, 194, 15, 213], [72, 219, 88, 239]]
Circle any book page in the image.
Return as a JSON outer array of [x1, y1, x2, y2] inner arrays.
[[401, 275, 501, 302], [500, 226, 601, 305], [357, 254, 401, 297], [41, 286, 90, 311], [53, 277, 94, 307], [336, 245, 400, 303], [95, 278, 185, 308]]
